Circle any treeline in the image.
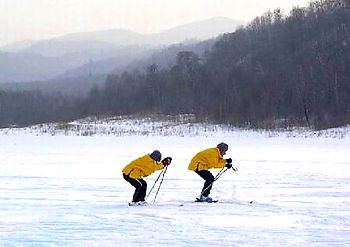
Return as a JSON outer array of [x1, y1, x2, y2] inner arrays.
[[1, 0, 350, 129], [0, 90, 79, 127], [82, 0, 350, 129]]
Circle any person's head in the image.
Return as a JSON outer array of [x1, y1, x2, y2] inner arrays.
[[150, 150, 162, 162], [217, 142, 228, 155]]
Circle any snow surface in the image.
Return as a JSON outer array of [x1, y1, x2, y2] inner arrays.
[[1, 117, 350, 246]]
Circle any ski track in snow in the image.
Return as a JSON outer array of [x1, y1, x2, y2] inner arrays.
[[0, 125, 350, 246]]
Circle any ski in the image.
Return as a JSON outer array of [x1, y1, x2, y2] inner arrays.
[[179, 199, 254, 207], [128, 201, 148, 206], [195, 198, 218, 203], [231, 199, 254, 205]]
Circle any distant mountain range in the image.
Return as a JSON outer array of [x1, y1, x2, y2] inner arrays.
[[0, 16, 245, 86]]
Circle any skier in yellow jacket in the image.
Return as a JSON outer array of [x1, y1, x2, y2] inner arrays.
[[188, 142, 232, 202], [123, 150, 172, 205]]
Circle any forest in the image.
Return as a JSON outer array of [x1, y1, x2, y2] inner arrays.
[[1, 0, 349, 129]]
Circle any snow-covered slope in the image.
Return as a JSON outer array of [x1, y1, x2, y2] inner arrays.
[[0, 115, 349, 246], [1, 114, 349, 139]]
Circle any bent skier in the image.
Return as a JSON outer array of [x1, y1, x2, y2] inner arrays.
[[188, 142, 232, 202], [122, 150, 172, 205]]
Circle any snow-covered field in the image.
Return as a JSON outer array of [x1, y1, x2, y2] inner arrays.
[[1, 116, 350, 246]]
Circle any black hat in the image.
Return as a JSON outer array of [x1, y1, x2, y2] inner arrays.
[[217, 142, 228, 152], [150, 150, 162, 162]]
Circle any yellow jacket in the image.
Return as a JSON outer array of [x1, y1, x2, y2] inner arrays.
[[188, 147, 226, 171], [122, 154, 165, 179]]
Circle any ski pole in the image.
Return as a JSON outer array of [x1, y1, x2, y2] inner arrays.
[[146, 168, 165, 201], [153, 165, 168, 203], [231, 165, 238, 172]]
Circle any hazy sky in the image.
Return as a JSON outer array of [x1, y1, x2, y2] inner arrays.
[[0, 0, 311, 47]]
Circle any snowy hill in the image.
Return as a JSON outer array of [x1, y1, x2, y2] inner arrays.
[[1, 114, 349, 139], [0, 115, 349, 246]]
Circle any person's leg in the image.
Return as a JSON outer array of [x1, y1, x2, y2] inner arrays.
[[123, 174, 146, 202], [195, 170, 214, 197], [137, 179, 147, 201]]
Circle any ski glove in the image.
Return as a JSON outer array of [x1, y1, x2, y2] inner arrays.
[[226, 158, 232, 164], [161, 157, 172, 166], [225, 163, 232, 168]]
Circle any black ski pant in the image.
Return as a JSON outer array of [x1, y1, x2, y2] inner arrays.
[[195, 170, 214, 197], [123, 173, 147, 202]]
